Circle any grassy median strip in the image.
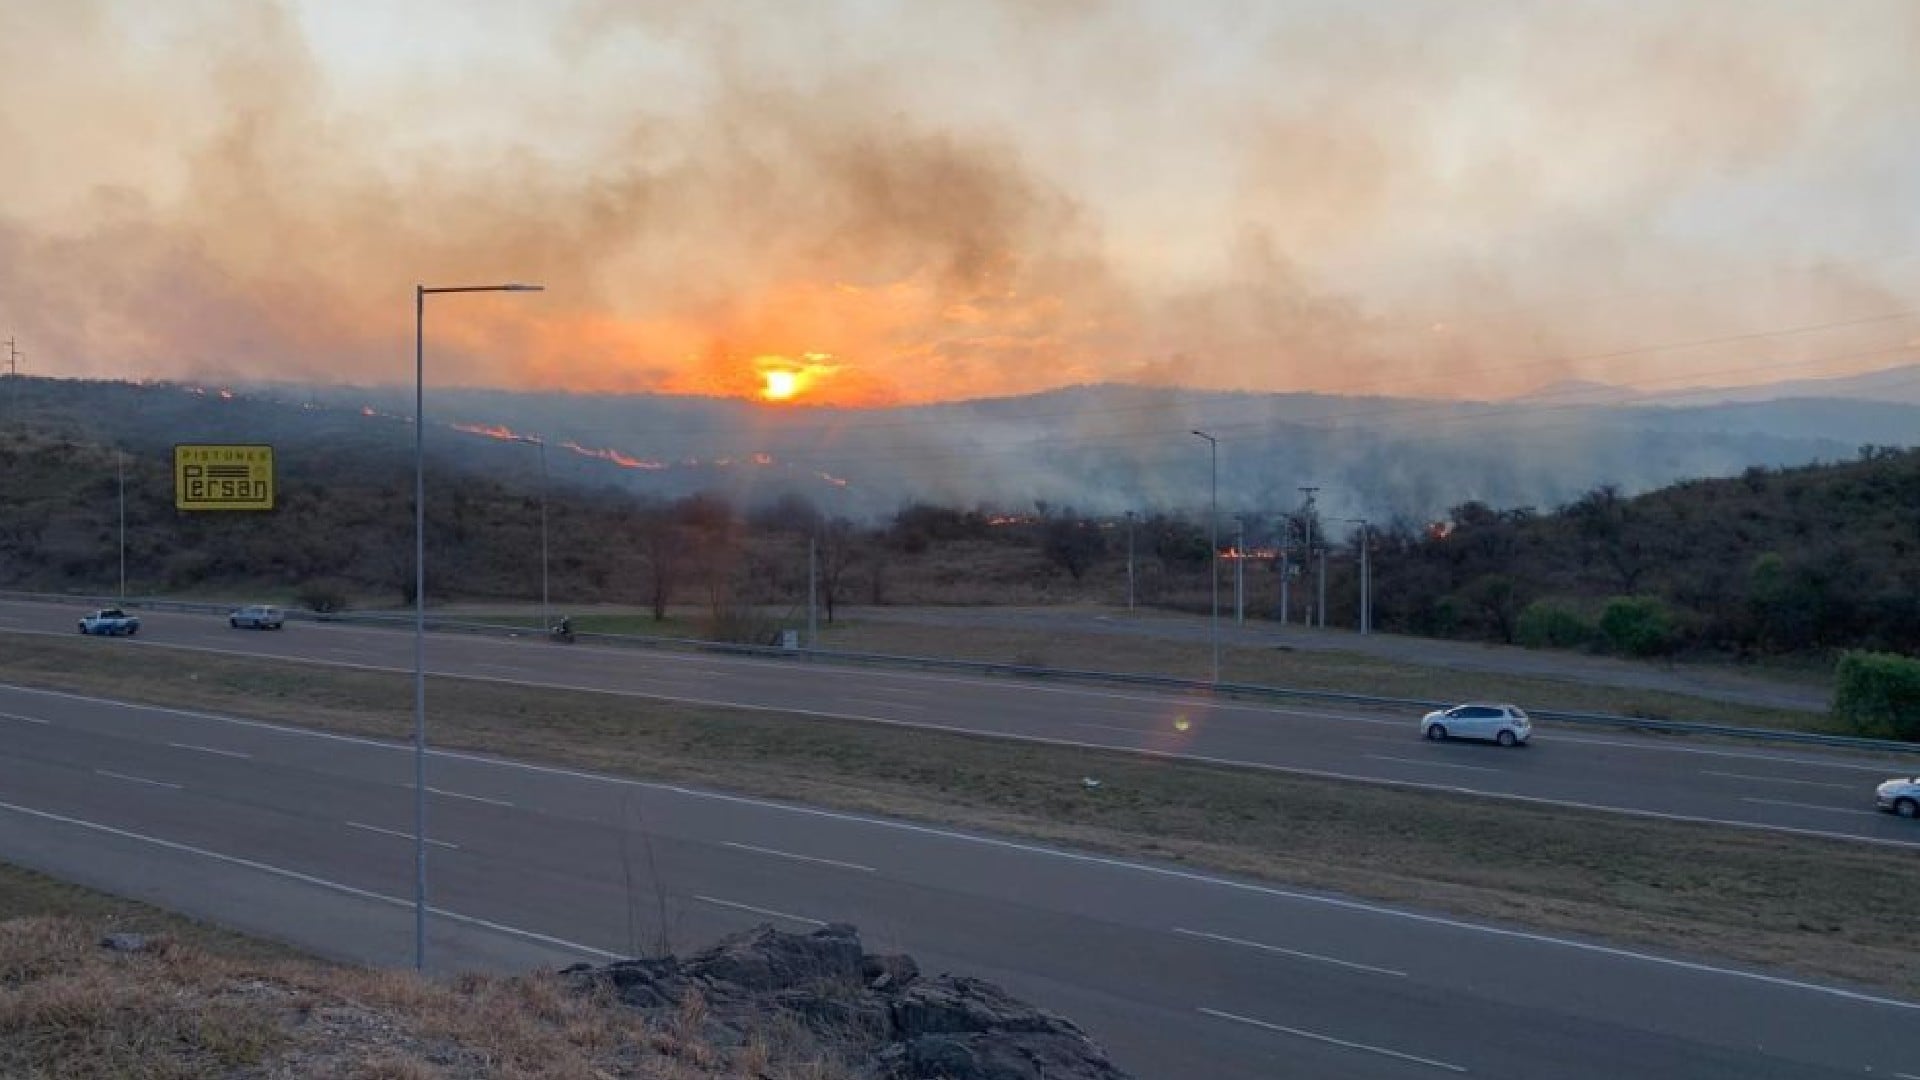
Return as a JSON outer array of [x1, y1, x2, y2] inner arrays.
[[463, 605, 1830, 732], [2, 632, 1915, 1001]]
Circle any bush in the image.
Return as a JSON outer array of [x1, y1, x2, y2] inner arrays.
[[1516, 600, 1594, 649], [294, 581, 351, 614], [1599, 596, 1676, 657], [1833, 651, 1920, 742]]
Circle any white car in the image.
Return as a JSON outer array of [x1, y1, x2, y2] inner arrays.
[[1421, 702, 1532, 747], [229, 605, 284, 630], [1876, 777, 1919, 819]]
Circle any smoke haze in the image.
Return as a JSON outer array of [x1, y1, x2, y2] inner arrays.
[[4, 0, 1919, 403]]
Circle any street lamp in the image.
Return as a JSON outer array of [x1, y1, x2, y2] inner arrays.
[[1191, 431, 1219, 682], [1125, 510, 1136, 612], [413, 282, 543, 973], [1346, 518, 1371, 635], [116, 450, 127, 600]]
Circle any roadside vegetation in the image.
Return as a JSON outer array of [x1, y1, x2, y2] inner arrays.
[[0, 862, 867, 1079], [3, 634, 1916, 1001], [7, 387, 1916, 672]]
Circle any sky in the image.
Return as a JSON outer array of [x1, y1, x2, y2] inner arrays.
[[3, 0, 1919, 406]]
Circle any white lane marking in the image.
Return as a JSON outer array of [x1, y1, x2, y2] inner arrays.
[[843, 697, 929, 712], [1550, 732, 1907, 772], [1893, 1072, 1920, 1079], [1703, 771, 1853, 790], [95, 769, 182, 790], [1198, 1007, 1468, 1073], [427, 786, 515, 808], [0, 798, 622, 961], [167, 742, 251, 760], [347, 821, 460, 849], [694, 894, 826, 927], [722, 841, 875, 873], [8, 680, 1920, 855], [1173, 928, 1405, 978], [0, 710, 50, 725], [1366, 754, 1502, 774], [1738, 797, 1876, 817]]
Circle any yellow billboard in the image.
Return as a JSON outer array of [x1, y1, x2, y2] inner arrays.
[[174, 444, 275, 510]]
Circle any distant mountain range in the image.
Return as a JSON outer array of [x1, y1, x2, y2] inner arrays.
[[12, 367, 1919, 527]]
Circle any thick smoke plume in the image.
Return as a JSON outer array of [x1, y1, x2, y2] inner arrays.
[[2, 0, 1918, 403]]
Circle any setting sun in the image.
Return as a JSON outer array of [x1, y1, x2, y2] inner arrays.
[[762, 369, 799, 401]]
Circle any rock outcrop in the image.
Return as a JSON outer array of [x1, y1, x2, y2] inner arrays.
[[563, 923, 1131, 1080]]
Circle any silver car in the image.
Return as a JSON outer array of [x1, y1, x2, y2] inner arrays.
[[229, 604, 284, 630], [1876, 777, 1919, 819], [1421, 702, 1532, 747]]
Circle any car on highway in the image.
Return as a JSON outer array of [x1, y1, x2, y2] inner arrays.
[[229, 604, 285, 630], [77, 608, 140, 636], [1876, 777, 1919, 819], [1421, 702, 1531, 746]]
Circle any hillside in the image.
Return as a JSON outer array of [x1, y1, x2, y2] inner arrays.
[[9, 374, 1918, 523], [1340, 447, 1920, 655]]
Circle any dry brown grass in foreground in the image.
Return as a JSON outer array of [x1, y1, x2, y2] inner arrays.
[[0, 901, 854, 1080]]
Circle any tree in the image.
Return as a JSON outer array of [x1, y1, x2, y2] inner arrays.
[[1462, 574, 1525, 644], [640, 512, 679, 622], [1599, 596, 1677, 657], [817, 518, 862, 623], [1042, 513, 1107, 581]]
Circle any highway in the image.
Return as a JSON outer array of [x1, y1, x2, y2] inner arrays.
[[0, 599, 1914, 850], [1, 683, 1916, 1079], [0, 601, 1915, 1076]]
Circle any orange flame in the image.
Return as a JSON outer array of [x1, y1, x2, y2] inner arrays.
[[560, 440, 666, 471], [451, 421, 531, 442]]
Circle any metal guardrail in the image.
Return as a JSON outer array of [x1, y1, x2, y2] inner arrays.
[[8, 588, 1917, 755]]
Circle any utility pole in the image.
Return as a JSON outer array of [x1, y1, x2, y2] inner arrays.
[[3, 338, 19, 423], [1345, 518, 1372, 634], [807, 533, 819, 647], [1278, 543, 1290, 627], [1192, 431, 1220, 683], [1125, 510, 1136, 612], [117, 451, 128, 600], [1298, 486, 1320, 628], [1235, 519, 1248, 624]]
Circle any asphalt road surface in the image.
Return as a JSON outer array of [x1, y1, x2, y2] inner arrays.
[[2, 684, 1917, 1079], [1, 600, 1914, 851]]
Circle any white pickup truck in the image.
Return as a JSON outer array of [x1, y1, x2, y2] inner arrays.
[[78, 608, 141, 636]]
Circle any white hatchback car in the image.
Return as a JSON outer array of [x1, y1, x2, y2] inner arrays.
[[229, 605, 284, 630], [1876, 777, 1919, 819], [1421, 703, 1532, 747]]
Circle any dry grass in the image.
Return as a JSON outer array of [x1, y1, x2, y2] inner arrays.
[[460, 598, 1828, 729], [3, 632, 1917, 1002], [0, 861, 862, 1080], [816, 617, 1832, 730]]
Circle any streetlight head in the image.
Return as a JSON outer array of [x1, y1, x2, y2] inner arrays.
[[1191, 429, 1215, 441]]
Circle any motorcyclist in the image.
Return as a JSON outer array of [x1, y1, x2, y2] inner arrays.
[[551, 615, 574, 642]]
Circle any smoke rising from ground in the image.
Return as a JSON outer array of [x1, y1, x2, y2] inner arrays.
[[3, 1, 1918, 403]]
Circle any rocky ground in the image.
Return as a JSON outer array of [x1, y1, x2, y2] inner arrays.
[[0, 916, 1129, 1080]]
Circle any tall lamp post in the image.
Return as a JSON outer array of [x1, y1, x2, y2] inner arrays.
[[117, 451, 127, 600], [1191, 431, 1219, 683], [414, 282, 543, 973], [1125, 510, 1136, 612], [1346, 518, 1371, 635]]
